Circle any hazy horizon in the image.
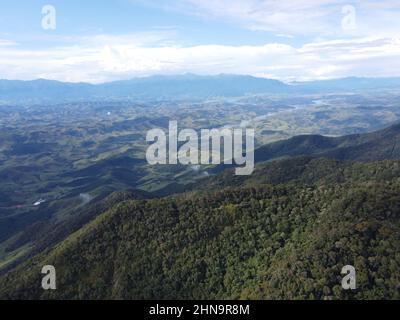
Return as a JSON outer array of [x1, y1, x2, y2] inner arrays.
[[2, 73, 400, 85]]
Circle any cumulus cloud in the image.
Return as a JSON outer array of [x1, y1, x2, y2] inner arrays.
[[0, 35, 399, 82]]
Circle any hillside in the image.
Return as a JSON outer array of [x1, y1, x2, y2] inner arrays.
[[254, 122, 400, 163], [1, 159, 400, 299], [195, 157, 400, 191], [0, 189, 152, 274]]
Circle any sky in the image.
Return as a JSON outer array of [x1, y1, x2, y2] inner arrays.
[[0, 0, 400, 83]]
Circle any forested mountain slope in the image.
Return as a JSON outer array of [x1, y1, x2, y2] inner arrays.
[[0, 189, 152, 275], [196, 157, 400, 191], [1, 159, 399, 300]]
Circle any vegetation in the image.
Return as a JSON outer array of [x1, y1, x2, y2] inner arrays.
[[1, 158, 399, 299]]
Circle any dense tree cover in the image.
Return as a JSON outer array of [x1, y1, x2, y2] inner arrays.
[[0, 159, 399, 299]]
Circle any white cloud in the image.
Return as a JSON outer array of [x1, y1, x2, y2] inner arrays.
[[0, 35, 399, 82], [0, 39, 17, 46], [153, 0, 400, 38]]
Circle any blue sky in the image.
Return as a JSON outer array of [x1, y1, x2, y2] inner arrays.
[[0, 0, 400, 82], [0, 0, 305, 47]]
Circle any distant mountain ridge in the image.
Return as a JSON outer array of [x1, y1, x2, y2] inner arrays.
[[1, 74, 400, 104], [254, 122, 400, 163]]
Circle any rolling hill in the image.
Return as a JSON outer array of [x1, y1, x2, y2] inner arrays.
[[254, 122, 400, 163]]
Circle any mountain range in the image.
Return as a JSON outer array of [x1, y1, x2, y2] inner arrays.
[[1, 74, 400, 104]]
